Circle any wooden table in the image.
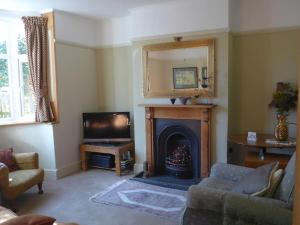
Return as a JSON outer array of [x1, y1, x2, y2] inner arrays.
[[228, 134, 296, 168], [80, 142, 135, 176]]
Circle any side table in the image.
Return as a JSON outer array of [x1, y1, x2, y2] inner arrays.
[[228, 134, 296, 168], [80, 142, 135, 176]]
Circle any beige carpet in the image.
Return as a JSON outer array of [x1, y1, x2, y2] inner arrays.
[[15, 169, 179, 225]]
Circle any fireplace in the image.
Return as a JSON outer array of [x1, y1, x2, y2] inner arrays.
[[143, 104, 214, 179], [155, 119, 201, 179]]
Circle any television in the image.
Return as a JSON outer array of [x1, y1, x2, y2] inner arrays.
[[83, 112, 131, 143]]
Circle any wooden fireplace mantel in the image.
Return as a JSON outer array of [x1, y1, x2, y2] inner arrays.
[[140, 104, 215, 178]]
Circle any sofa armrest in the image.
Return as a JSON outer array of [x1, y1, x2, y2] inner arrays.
[[224, 193, 292, 225], [13, 153, 39, 170], [210, 162, 254, 182], [186, 185, 228, 213], [0, 163, 9, 190]]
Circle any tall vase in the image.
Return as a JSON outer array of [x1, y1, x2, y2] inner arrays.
[[274, 114, 289, 141]]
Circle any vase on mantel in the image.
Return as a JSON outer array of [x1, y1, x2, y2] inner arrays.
[[274, 114, 289, 141]]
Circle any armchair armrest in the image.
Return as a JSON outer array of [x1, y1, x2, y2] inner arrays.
[[210, 162, 254, 182], [13, 153, 39, 170], [0, 163, 9, 190], [186, 185, 228, 213], [224, 193, 292, 225]]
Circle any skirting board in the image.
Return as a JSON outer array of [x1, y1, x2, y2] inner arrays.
[[44, 161, 81, 180]]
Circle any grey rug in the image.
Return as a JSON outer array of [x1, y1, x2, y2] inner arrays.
[[90, 180, 187, 220]]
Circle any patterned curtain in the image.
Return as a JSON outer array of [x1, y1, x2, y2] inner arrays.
[[22, 16, 54, 122]]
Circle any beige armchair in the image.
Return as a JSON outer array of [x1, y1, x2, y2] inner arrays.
[[0, 152, 44, 209]]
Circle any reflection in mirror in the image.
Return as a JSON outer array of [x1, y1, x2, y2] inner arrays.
[[148, 47, 208, 92], [143, 39, 215, 98]]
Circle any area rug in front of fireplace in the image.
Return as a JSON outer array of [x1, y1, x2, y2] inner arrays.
[[90, 180, 187, 220]]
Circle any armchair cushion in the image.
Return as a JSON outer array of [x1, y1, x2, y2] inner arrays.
[[3, 169, 44, 200], [14, 153, 39, 170], [232, 161, 279, 196], [224, 193, 292, 225], [0, 149, 20, 172], [210, 162, 254, 182]]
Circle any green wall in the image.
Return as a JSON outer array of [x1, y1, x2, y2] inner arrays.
[[96, 46, 133, 114], [230, 29, 300, 138]]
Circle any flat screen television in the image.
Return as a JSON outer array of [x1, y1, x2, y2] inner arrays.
[[83, 112, 131, 143]]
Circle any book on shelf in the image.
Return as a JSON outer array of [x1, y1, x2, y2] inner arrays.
[[265, 138, 296, 146]]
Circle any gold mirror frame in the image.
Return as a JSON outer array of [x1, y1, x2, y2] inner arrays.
[[143, 38, 215, 98]]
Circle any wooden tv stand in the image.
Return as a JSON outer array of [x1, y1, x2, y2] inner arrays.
[[80, 142, 135, 176]]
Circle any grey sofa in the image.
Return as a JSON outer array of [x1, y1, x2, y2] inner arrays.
[[181, 153, 295, 225]]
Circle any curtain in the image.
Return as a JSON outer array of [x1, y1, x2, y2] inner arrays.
[[22, 16, 54, 122]]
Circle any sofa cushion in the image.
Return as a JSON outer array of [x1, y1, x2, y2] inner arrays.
[[265, 169, 284, 197], [0, 148, 20, 172], [232, 161, 279, 196], [3, 169, 44, 200], [274, 152, 296, 207], [1, 215, 55, 225], [198, 177, 236, 191]]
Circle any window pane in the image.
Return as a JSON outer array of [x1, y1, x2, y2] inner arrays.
[[0, 59, 11, 118], [0, 59, 9, 87], [0, 21, 8, 54], [0, 41, 7, 54], [21, 62, 35, 116], [17, 34, 27, 55]]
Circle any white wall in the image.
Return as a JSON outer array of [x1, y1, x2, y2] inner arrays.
[[95, 16, 131, 47], [129, 0, 229, 41], [94, 0, 300, 47], [95, 0, 230, 47], [55, 10, 97, 47], [52, 43, 99, 178], [230, 0, 300, 32]]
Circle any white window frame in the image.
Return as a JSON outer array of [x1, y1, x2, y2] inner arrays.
[[0, 18, 35, 125]]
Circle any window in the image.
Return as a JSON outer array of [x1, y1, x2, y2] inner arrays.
[[0, 19, 35, 124]]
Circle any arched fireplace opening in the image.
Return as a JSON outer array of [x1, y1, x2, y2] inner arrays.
[[156, 123, 200, 180]]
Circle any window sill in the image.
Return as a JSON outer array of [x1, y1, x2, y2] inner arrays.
[[0, 120, 57, 127]]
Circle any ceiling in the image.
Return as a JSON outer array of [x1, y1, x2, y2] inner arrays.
[[0, 0, 179, 20]]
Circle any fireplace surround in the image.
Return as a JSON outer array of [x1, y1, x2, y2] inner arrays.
[[142, 104, 214, 179]]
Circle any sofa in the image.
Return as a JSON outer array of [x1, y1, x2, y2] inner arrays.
[[181, 152, 295, 225], [0, 152, 44, 210], [0, 206, 78, 225]]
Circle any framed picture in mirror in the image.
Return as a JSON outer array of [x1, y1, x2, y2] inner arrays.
[[173, 67, 198, 89]]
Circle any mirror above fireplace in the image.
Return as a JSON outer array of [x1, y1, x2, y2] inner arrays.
[[143, 38, 215, 98]]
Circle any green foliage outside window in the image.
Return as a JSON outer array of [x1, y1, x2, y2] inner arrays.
[[0, 41, 7, 54], [18, 34, 27, 55], [0, 59, 9, 88]]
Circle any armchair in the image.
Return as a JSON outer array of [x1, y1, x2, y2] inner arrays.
[[0, 152, 44, 209], [181, 152, 296, 225]]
